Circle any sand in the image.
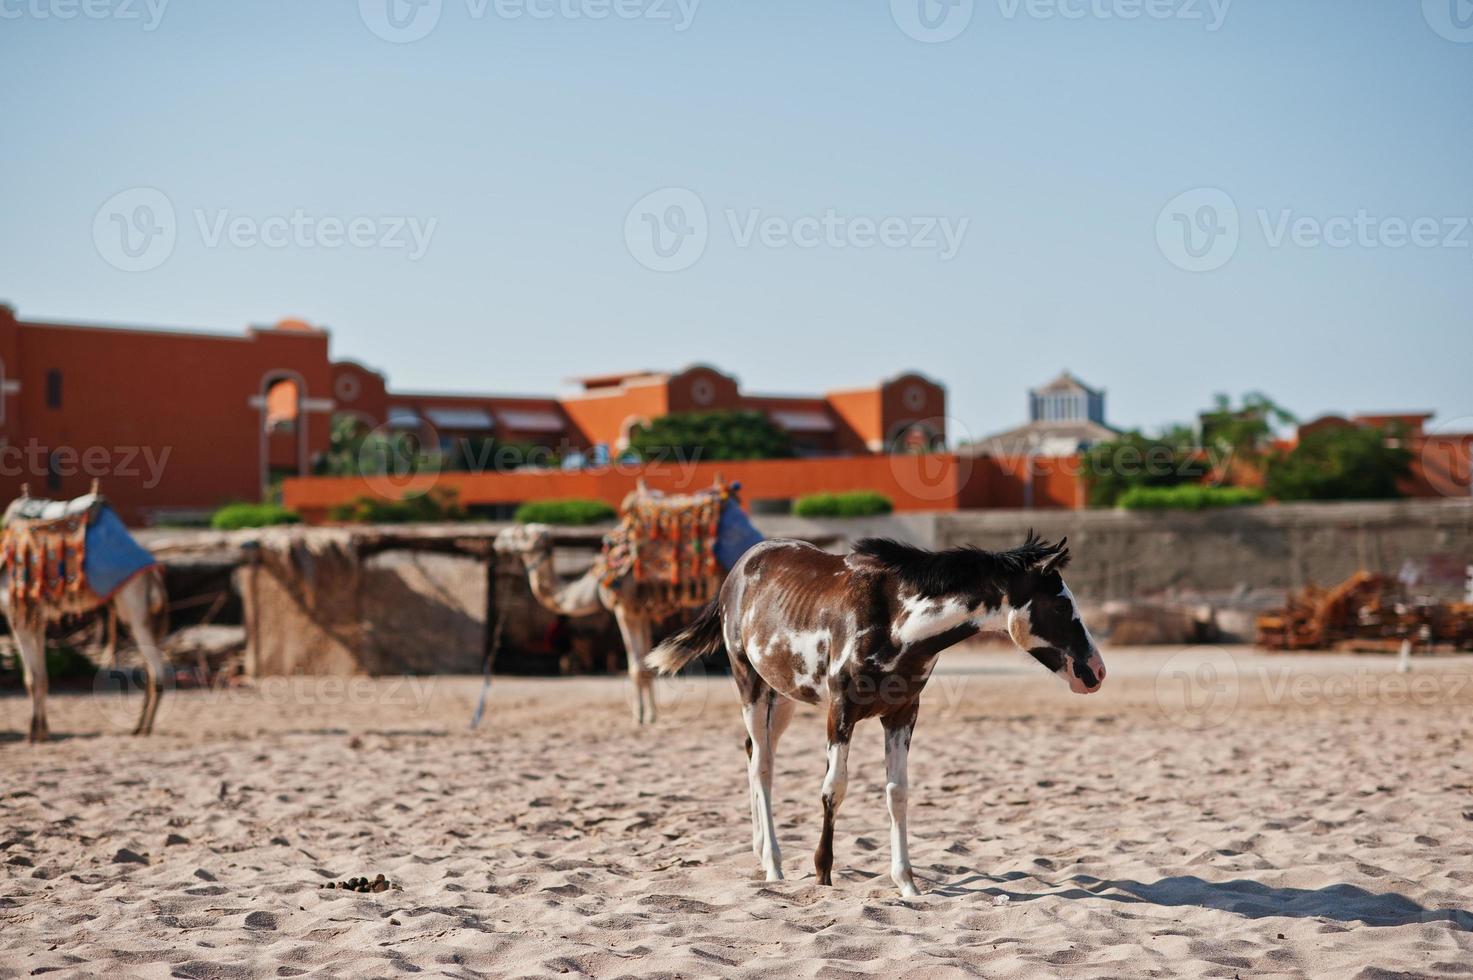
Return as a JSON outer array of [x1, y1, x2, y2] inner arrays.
[[3, 646, 1472, 979]]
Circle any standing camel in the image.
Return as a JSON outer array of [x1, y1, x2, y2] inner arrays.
[[495, 523, 661, 724], [2, 490, 168, 742], [648, 532, 1106, 896], [1, 564, 167, 743]]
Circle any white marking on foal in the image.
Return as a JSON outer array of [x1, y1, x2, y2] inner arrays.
[[787, 629, 831, 687], [1059, 581, 1100, 651], [892, 593, 971, 650]]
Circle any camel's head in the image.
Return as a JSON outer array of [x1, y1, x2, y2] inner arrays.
[[494, 523, 553, 559]]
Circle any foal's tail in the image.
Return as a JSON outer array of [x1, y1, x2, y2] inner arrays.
[[648, 600, 724, 675]]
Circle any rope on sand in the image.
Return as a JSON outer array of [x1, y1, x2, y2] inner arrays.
[[469, 610, 506, 731]]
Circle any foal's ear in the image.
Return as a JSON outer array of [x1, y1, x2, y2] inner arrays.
[[1039, 537, 1070, 574]]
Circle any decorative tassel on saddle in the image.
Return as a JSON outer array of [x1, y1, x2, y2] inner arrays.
[[3, 511, 92, 628]]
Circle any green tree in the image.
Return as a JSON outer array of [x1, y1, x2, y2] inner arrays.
[[1082, 432, 1209, 508], [1199, 391, 1296, 464], [628, 411, 792, 462], [1265, 426, 1410, 501]]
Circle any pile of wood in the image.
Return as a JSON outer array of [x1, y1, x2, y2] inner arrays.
[[1256, 570, 1473, 652]]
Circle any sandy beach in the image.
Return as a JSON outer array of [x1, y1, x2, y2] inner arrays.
[[3, 646, 1472, 979]]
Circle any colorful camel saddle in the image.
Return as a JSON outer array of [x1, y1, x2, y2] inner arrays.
[[2, 493, 158, 624], [599, 482, 763, 615]]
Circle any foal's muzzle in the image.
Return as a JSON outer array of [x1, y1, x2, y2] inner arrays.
[[1067, 649, 1106, 695]]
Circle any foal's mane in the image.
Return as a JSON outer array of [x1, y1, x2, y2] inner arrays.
[[851, 531, 1064, 597]]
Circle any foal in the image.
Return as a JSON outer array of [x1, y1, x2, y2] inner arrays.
[[648, 532, 1105, 897]]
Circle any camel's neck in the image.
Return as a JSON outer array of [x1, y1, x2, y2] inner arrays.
[[520, 550, 603, 617]]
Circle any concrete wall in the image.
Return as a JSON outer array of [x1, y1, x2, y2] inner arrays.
[[757, 501, 1473, 601]]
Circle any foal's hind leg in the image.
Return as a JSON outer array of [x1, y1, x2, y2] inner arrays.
[[14, 625, 49, 743], [815, 697, 855, 886], [882, 704, 921, 897], [742, 688, 794, 881]]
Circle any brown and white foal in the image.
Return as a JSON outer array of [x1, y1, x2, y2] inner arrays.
[[649, 532, 1105, 897]]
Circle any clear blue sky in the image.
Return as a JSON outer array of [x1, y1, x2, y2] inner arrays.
[[3, 0, 1470, 444]]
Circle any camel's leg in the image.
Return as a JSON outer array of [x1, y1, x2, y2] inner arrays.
[[882, 705, 921, 897], [742, 689, 793, 881], [15, 624, 49, 743], [612, 606, 653, 724], [814, 699, 854, 886], [115, 579, 165, 736]]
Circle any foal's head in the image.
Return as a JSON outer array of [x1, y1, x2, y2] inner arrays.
[[1003, 535, 1105, 695]]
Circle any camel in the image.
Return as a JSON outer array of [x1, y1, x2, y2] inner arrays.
[[1, 563, 167, 743], [494, 522, 661, 723], [2, 490, 169, 742]]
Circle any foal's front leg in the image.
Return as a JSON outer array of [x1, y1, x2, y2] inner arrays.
[[882, 705, 921, 897]]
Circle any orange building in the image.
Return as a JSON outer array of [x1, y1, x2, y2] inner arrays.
[[0, 305, 949, 523]]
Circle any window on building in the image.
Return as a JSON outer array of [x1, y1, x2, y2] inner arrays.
[[46, 369, 62, 409], [46, 451, 62, 492]]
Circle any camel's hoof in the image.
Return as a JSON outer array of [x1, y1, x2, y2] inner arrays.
[[764, 870, 784, 882]]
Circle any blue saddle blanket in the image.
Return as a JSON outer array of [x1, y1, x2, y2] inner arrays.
[[715, 498, 764, 570], [84, 506, 158, 599]]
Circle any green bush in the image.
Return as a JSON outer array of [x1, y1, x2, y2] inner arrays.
[[793, 491, 895, 518], [328, 487, 467, 524], [210, 503, 302, 530], [1117, 485, 1265, 511], [1265, 425, 1410, 501], [514, 498, 617, 526]]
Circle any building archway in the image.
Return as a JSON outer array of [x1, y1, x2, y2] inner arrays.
[[257, 369, 310, 497]]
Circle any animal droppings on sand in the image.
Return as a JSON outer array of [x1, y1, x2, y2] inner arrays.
[[320, 873, 396, 893]]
